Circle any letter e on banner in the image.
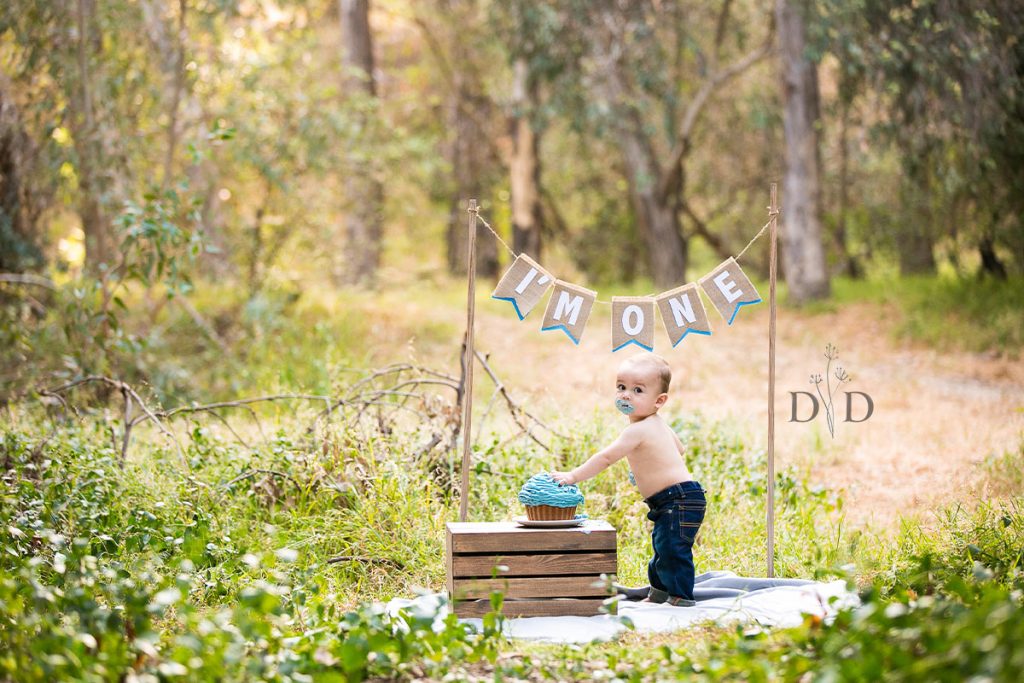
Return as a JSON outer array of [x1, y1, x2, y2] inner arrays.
[[611, 296, 656, 352], [699, 257, 762, 325], [655, 283, 712, 347], [491, 254, 553, 320], [541, 280, 597, 345]]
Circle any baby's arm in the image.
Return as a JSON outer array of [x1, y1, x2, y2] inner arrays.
[[672, 429, 687, 455], [551, 425, 641, 486]]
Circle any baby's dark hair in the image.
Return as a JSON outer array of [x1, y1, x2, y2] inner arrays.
[[622, 352, 672, 394]]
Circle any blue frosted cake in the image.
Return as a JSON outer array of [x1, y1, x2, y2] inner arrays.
[[518, 473, 585, 520]]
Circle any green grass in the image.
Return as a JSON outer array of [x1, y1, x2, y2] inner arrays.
[[5, 396, 1022, 680], [801, 274, 1024, 357], [3, 270, 1023, 680], [0, 402, 854, 680]]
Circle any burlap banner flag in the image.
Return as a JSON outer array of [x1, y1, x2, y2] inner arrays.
[[611, 296, 656, 352], [656, 283, 712, 346], [491, 254, 553, 320], [699, 257, 762, 324], [541, 280, 597, 345]]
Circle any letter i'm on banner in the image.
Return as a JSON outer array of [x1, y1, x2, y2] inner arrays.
[[655, 283, 712, 346], [698, 257, 762, 325], [611, 296, 655, 352], [540, 280, 596, 345], [491, 254, 553, 320]]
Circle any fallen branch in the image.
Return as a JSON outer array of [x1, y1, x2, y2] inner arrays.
[[160, 394, 332, 419], [473, 350, 567, 453], [39, 376, 186, 468], [221, 468, 301, 490], [326, 555, 404, 570]]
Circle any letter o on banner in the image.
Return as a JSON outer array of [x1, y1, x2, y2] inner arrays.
[[622, 305, 644, 335], [611, 296, 655, 352]]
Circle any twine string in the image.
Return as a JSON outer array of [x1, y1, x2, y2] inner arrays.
[[469, 204, 777, 305]]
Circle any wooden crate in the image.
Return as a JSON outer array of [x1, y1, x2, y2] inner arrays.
[[445, 521, 617, 617]]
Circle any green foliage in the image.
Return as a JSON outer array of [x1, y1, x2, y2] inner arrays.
[[815, 0, 1024, 273], [684, 503, 1024, 682], [811, 275, 1024, 356], [684, 580, 1024, 682], [1, 390, 1022, 679], [479, 505, 1024, 681], [0, 430, 501, 682], [880, 499, 1024, 598]]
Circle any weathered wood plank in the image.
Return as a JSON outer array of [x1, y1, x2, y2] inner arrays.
[[446, 521, 615, 554], [451, 552, 617, 578], [452, 575, 611, 600], [453, 598, 607, 618]]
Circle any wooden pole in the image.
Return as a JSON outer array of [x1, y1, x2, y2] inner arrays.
[[767, 183, 779, 577], [459, 199, 479, 522]]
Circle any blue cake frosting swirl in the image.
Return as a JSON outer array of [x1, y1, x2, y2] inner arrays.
[[518, 473, 585, 508]]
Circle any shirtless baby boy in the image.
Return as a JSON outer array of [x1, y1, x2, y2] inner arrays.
[[552, 352, 706, 605]]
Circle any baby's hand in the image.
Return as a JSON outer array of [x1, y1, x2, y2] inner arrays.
[[550, 471, 575, 486]]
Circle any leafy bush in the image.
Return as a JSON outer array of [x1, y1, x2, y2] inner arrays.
[[880, 498, 1024, 597], [462, 507, 1024, 682], [2, 396, 1017, 680], [0, 428, 501, 682]]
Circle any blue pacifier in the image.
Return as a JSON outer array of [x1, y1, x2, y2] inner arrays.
[[615, 398, 635, 415]]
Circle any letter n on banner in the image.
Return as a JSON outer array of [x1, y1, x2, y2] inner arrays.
[[541, 280, 596, 345], [491, 254, 553, 320], [698, 257, 762, 324], [655, 283, 712, 346], [611, 296, 655, 352]]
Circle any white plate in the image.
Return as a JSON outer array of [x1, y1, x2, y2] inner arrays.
[[512, 515, 585, 528]]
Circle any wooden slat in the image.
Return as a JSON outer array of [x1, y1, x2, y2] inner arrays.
[[446, 521, 615, 553], [453, 575, 610, 600], [454, 598, 607, 618], [451, 552, 617, 578]]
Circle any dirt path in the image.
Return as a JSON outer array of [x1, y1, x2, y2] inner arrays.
[[466, 296, 1024, 531]]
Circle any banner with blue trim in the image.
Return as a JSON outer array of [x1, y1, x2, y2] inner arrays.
[[611, 296, 656, 352], [540, 280, 596, 345], [491, 254, 552, 320], [656, 283, 713, 346], [487, 229, 766, 350], [699, 257, 762, 325]]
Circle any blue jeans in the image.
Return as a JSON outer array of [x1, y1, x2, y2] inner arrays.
[[645, 480, 706, 604]]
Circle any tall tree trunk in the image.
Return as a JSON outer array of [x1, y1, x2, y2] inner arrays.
[[509, 57, 543, 261], [441, 1, 497, 278], [0, 76, 44, 272], [339, 0, 383, 286], [776, 0, 830, 303], [445, 85, 480, 276], [978, 209, 1007, 279], [897, 226, 937, 274], [586, 1, 770, 289], [445, 97, 498, 277], [898, 175, 937, 275], [590, 16, 687, 289], [74, 0, 115, 272], [619, 134, 687, 289], [833, 99, 862, 278]]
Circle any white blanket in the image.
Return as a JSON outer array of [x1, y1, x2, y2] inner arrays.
[[387, 571, 859, 644]]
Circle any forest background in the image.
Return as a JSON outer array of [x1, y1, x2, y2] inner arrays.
[[1, 1, 1023, 681]]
